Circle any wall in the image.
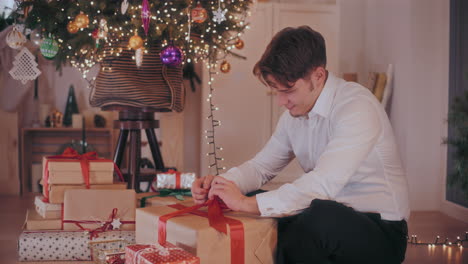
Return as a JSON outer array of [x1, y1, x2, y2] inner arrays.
[[341, 0, 453, 214]]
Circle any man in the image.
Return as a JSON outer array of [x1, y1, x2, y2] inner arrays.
[[192, 26, 409, 264]]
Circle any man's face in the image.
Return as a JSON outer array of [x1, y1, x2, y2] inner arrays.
[[266, 71, 324, 117]]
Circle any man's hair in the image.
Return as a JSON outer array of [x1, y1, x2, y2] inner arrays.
[[253, 26, 327, 88]]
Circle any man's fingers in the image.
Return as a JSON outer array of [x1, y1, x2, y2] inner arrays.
[[194, 198, 206, 204], [202, 175, 214, 189], [192, 188, 207, 195], [212, 176, 235, 186], [208, 185, 226, 200]]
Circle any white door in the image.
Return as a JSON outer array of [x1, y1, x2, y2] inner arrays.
[[200, 3, 274, 177], [200, 2, 340, 183], [268, 3, 340, 185]]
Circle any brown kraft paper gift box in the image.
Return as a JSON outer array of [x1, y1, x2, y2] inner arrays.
[[136, 192, 194, 208], [135, 203, 277, 264], [24, 209, 61, 230], [43, 156, 114, 185], [46, 182, 127, 204], [63, 189, 136, 231]]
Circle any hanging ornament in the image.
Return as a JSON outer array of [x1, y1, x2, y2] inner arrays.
[[213, 0, 226, 24], [6, 25, 27, 49], [235, 38, 244, 49], [135, 48, 143, 68], [98, 19, 108, 39], [74, 12, 89, 29], [40, 35, 59, 59], [9, 47, 42, 84], [129, 34, 143, 50], [67, 21, 79, 34], [191, 2, 208, 23], [160, 43, 183, 67], [213, 7, 227, 24], [30, 29, 42, 46], [121, 0, 129, 15], [141, 0, 151, 35], [92, 28, 99, 39], [220, 60, 231, 73]]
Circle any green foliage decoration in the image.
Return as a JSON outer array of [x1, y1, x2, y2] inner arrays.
[[10, 0, 251, 73], [446, 91, 468, 197]]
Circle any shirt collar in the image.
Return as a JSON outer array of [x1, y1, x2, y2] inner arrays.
[[308, 72, 339, 119]]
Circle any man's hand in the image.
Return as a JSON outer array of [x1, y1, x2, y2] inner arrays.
[[191, 175, 215, 204], [208, 176, 260, 215]]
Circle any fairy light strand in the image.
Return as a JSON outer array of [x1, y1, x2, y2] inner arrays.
[[205, 61, 226, 175], [408, 232, 468, 248]]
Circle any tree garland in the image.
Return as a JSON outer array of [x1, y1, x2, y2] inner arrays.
[[11, 0, 251, 74]]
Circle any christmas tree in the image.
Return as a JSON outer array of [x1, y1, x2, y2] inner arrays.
[[10, 0, 252, 76], [63, 85, 79, 127]]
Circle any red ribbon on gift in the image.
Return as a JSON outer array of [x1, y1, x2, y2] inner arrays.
[[62, 207, 135, 239], [42, 147, 124, 202], [158, 198, 245, 264]]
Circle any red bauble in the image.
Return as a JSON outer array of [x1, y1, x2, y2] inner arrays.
[[191, 2, 208, 23]]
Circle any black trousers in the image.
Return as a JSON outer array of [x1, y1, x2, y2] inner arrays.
[[275, 199, 408, 264]]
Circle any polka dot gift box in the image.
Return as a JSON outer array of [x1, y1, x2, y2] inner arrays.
[[125, 242, 200, 264], [18, 230, 135, 261]]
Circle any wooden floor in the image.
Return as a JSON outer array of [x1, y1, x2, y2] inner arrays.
[[1, 194, 467, 264]]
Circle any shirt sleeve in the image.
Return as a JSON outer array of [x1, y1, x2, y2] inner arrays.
[[221, 112, 295, 195], [256, 98, 383, 217]]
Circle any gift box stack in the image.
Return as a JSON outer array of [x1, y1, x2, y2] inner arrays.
[[117, 167, 278, 264], [18, 148, 137, 262], [129, 199, 278, 264]]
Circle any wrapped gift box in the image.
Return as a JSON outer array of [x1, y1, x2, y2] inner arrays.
[[24, 209, 61, 231], [35, 195, 61, 219], [45, 182, 127, 203], [136, 192, 193, 208], [43, 156, 114, 185], [153, 171, 196, 190], [125, 242, 200, 264], [135, 203, 277, 264], [63, 189, 136, 231], [18, 230, 135, 261], [89, 239, 131, 264]]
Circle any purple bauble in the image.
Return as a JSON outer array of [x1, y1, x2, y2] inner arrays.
[[160, 44, 183, 67]]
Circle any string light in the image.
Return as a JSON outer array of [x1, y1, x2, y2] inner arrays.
[[408, 232, 468, 248], [205, 61, 225, 175]]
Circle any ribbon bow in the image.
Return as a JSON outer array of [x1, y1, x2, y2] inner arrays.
[[42, 147, 124, 202], [158, 197, 245, 264]]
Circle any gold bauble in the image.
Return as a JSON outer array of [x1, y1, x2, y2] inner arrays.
[[235, 38, 244, 49], [220, 60, 231, 73], [129, 35, 144, 50], [74, 12, 89, 28], [67, 21, 79, 34]]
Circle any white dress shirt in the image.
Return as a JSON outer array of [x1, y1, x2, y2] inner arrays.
[[221, 73, 410, 221]]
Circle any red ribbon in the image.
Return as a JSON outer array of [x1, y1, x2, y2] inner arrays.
[[167, 169, 182, 189], [42, 147, 124, 202], [158, 198, 245, 264], [62, 208, 135, 239]]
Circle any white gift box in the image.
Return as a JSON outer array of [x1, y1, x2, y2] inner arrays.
[[34, 195, 62, 219], [154, 172, 196, 190]]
